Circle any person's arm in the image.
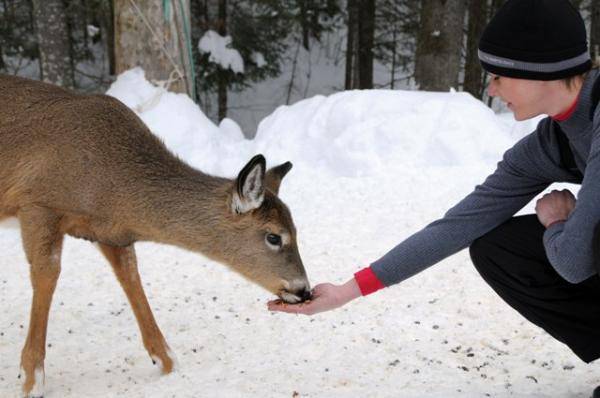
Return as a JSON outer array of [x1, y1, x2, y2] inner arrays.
[[269, 120, 574, 315], [541, 112, 600, 282], [368, 120, 575, 288]]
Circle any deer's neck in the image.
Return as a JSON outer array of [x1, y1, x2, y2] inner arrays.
[[130, 170, 233, 254]]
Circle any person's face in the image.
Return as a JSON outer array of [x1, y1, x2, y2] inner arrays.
[[487, 74, 549, 121]]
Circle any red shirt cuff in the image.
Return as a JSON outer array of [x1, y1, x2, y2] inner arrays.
[[354, 267, 386, 296]]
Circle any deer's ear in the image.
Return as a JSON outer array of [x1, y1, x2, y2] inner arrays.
[[232, 154, 266, 214], [265, 161, 292, 195]]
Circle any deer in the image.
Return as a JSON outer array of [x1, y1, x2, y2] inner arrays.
[[0, 74, 311, 398]]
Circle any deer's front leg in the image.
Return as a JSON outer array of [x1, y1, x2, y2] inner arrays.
[[98, 243, 176, 374], [18, 207, 64, 398]]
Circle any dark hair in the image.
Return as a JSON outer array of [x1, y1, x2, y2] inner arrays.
[[562, 73, 586, 90]]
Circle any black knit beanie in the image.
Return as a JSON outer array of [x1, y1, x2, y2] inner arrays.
[[478, 0, 591, 80]]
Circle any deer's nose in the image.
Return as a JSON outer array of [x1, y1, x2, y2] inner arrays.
[[299, 288, 312, 302], [280, 279, 311, 303]]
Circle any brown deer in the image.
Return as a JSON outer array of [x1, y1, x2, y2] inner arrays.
[[0, 74, 311, 398]]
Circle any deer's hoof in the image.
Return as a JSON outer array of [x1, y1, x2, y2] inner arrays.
[[151, 349, 179, 374], [21, 367, 45, 398]]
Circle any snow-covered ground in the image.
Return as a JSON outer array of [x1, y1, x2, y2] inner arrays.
[[1, 69, 598, 397]]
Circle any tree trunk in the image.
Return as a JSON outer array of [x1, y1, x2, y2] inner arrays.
[[103, 0, 116, 75], [299, 0, 310, 50], [190, 0, 206, 41], [357, 0, 375, 89], [217, 0, 227, 121], [345, 0, 358, 89], [414, 0, 467, 91], [190, 0, 206, 102], [114, 0, 193, 96], [390, 27, 398, 89], [173, 1, 195, 98], [0, 41, 5, 71], [32, 0, 74, 87], [64, 0, 77, 85], [463, 0, 488, 98], [81, 0, 90, 55], [203, 0, 209, 26], [591, 0, 600, 64]]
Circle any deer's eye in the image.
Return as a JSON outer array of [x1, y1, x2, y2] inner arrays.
[[266, 233, 282, 247]]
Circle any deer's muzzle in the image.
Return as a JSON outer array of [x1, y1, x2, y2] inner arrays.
[[279, 279, 311, 303]]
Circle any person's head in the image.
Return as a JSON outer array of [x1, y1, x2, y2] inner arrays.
[[478, 0, 591, 121]]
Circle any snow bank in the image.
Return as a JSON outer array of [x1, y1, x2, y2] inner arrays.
[[106, 68, 254, 176], [106, 69, 540, 179], [255, 89, 520, 177]]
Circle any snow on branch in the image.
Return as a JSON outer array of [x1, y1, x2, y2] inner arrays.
[[198, 30, 245, 74]]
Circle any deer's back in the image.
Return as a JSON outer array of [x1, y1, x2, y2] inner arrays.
[[0, 74, 196, 220]]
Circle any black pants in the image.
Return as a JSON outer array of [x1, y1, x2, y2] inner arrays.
[[469, 215, 600, 363]]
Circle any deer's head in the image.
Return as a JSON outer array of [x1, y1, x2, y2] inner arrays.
[[223, 155, 310, 303]]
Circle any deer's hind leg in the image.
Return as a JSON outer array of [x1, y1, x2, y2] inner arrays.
[[98, 243, 176, 374], [18, 206, 64, 398]]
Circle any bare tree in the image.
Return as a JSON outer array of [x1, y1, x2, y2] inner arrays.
[[32, 0, 74, 87], [114, 0, 194, 96], [464, 0, 488, 98], [414, 0, 467, 91], [345, 0, 359, 89]]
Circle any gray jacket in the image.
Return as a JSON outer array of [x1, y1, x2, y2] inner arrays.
[[371, 68, 600, 286]]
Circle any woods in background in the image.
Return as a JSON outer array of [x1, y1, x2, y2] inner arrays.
[[1, 0, 599, 122]]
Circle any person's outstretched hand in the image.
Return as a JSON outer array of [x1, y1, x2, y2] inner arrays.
[[267, 278, 362, 315]]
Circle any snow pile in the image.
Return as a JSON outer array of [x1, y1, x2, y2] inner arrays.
[[106, 68, 253, 176], [106, 69, 541, 179], [255, 90, 521, 177]]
